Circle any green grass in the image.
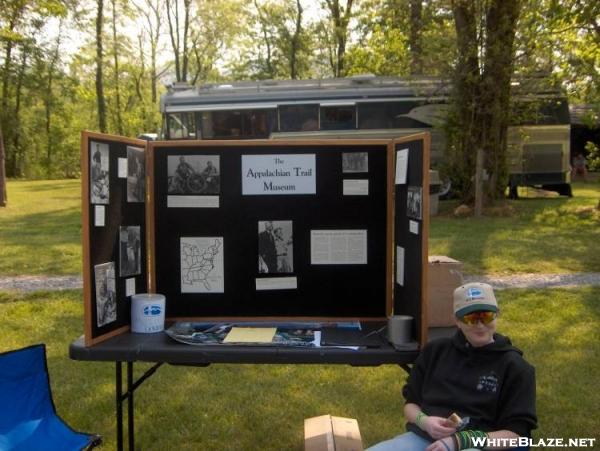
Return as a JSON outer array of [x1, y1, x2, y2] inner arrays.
[[430, 181, 600, 274], [1, 288, 599, 450], [0, 179, 82, 276], [1, 179, 599, 277]]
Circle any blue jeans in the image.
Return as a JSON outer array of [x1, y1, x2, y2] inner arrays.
[[365, 432, 480, 451]]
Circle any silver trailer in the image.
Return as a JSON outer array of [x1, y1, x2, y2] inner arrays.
[[160, 76, 571, 197]]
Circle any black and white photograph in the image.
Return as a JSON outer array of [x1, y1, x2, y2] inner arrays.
[[94, 262, 116, 327], [167, 155, 220, 195], [90, 141, 109, 204], [258, 220, 293, 274], [127, 146, 145, 202], [119, 226, 141, 277], [342, 152, 368, 173], [407, 186, 423, 220]]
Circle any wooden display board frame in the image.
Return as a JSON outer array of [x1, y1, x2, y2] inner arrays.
[[81, 131, 149, 346], [80, 132, 429, 346]]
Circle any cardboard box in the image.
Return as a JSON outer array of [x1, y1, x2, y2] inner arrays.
[[428, 256, 464, 326], [304, 415, 363, 451]]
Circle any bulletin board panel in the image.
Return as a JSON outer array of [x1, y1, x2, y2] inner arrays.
[[392, 133, 430, 346], [82, 131, 149, 346], [147, 140, 395, 320]]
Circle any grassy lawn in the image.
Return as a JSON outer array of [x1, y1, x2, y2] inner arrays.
[[430, 181, 600, 274], [1, 179, 599, 277], [1, 179, 599, 448], [1, 287, 599, 450], [0, 179, 82, 276]]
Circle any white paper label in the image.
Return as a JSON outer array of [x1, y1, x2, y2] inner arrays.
[[167, 196, 219, 208], [396, 246, 405, 286], [255, 277, 298, 291], [94, 205, 105, 227], [409, 220, 419, 235], [310, 230, 367, 265], [343, 179, 369, 196], [242, 154, 316, 195], [118, 158, 128, 178], [395, 148, 409, 185], [125, 278, 136, 296]]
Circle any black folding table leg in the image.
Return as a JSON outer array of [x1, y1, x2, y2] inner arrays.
[[127, 362, 134, 451], [116, 361, 123, 451]]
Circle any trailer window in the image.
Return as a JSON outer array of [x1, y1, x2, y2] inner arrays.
[[320, 105, 356, 130], [201, 109, 273, 139], [279, 105, 319, 131], [358, 102, 446, 129], [167, 113, 197, 139]]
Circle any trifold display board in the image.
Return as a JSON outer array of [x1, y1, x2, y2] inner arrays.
[[81, 131, 429, 346]]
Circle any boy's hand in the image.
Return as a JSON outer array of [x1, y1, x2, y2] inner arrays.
[[423, 416, 458, 439]]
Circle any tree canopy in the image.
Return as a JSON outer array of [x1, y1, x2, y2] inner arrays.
[[0, 0, 597, 205]]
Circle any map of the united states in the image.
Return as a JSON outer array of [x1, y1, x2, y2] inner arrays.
[[181, 238, 223, 292]]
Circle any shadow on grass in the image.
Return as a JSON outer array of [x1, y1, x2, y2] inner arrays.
[[433, 194, 600, 274], [12, 180, 80, 193]]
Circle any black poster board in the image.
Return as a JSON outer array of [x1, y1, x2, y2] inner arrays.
[[81, 133, 430, 346], [82, 132, 148, 346], [148, 140, 394, 320], [392, 134, 430, 346]]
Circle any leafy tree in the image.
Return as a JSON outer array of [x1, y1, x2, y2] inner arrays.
[[0, 0, 67, 191], [227, 0, 311, 81], [317, 0, 357, 77], [95, 0, 107, 132], [446, 0, 521, 207], [344, 0, 455, 77]]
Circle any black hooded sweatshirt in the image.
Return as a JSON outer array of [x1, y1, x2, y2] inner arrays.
[[403, 330, 537, 442]]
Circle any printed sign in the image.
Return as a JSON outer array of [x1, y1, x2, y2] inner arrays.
[[242, 154, 316, 195]]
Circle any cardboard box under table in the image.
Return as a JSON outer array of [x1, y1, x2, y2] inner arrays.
[[80, 132, 430, 346], [305, 415, 363, 451]]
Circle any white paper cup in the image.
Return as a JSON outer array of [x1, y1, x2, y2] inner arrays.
[[131, 293, 165, 333]]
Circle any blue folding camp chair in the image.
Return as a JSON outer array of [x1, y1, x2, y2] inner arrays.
[[0, 344, 101, 451]]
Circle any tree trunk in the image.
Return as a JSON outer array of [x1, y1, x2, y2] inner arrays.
[[450, 0, 521, 205], [0, 121, 6, 207], [290, 0, 303, 79], [1, 40, 13, 117], [1, 8, 22, 117], [181, 0, 191, 83], [324, 0, 354, 77], [111, 0, 123, 135], [480, 0, 520, 198], [450, 0, 480, 201], [254, 0, 276, 79], [409, 0, 423, 75], [150, 0, 161, 104], [1, 10, 22, 179], [13, 48, 27, 177], [45, 21, 63, 177], [138, 0, 162, 104], [166, 0, 182, 81], [96, 0, 107, 132]]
